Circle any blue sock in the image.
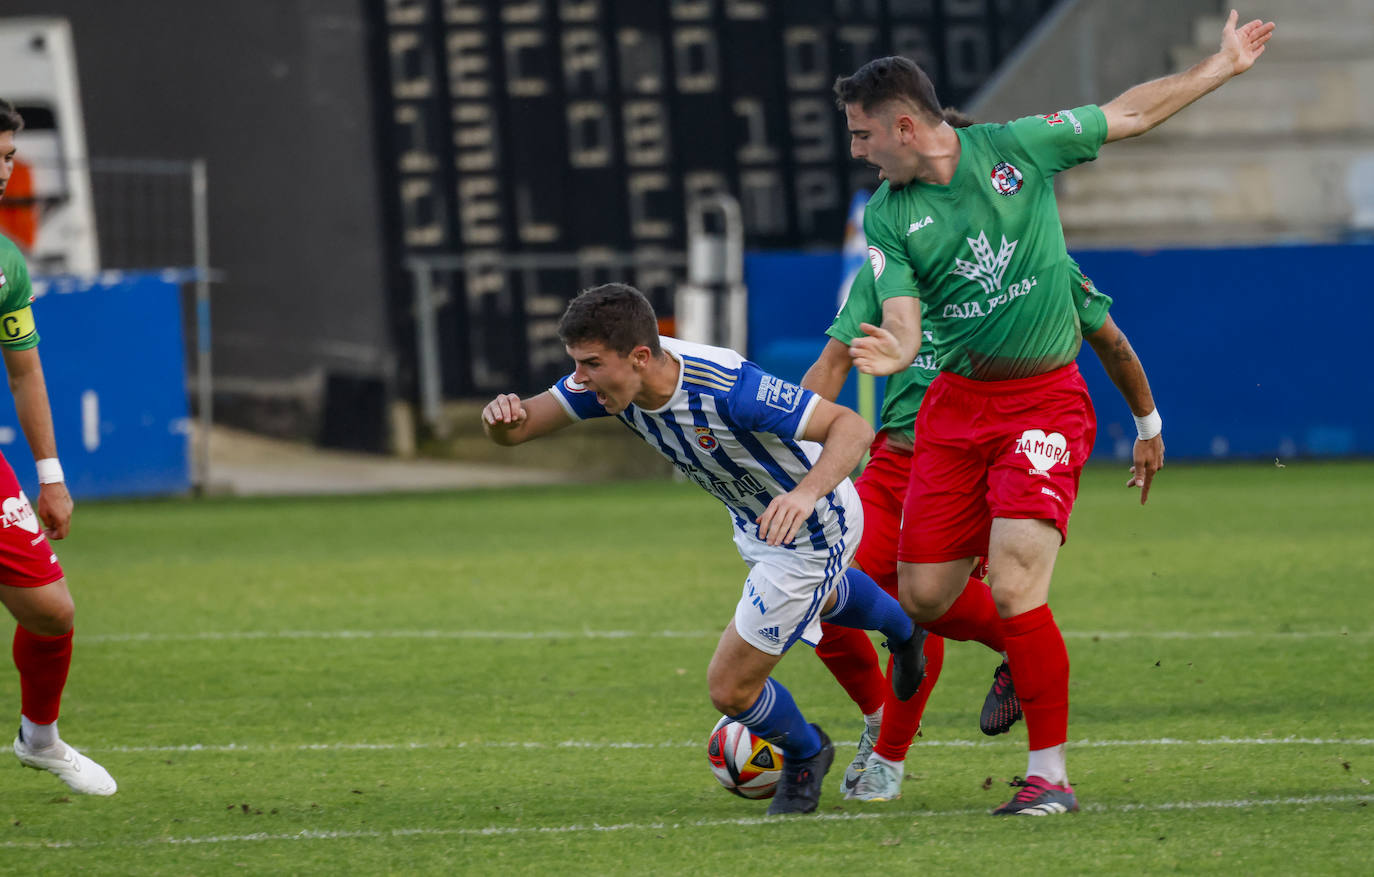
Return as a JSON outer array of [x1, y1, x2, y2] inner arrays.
[[820, 567, 914, 644], [730, 677, 821, 760]]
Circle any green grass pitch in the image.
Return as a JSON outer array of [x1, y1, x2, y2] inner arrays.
[[1, 461, 1371, 874]]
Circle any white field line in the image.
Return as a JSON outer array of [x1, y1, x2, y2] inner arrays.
[[87, 735, 1374, 755], [78, 628, 1372, 644], [1, 794, 1370, 850]]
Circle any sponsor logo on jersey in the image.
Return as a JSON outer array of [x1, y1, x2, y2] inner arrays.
[[747, 580, 768, 615], [907, 215, 933, 234], [757, 375, 801, 413], [867, 245, 886, 279], [950, 230, 1018, 295], [1016, 429, 1071, 476], [989, 161, 1023, 196], [1041, 110, 1083, 134], [562, 376, 589, 394], [1, 492, 40, 535], [680, 463, 765, 503]]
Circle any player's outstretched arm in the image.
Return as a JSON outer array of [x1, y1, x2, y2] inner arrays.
[[2, 347, 72, 539], [849, 295, 921, 376], [756, 400, 874, 546], [800, 337, 854, 402], [1084, 315, 1165, 504], [1101, 9, 1275, 143], [481, 390, 574, 446]]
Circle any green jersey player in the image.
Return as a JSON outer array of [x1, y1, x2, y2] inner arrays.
[[0, 99, 117, 796], [833, 10, 1274, 815]]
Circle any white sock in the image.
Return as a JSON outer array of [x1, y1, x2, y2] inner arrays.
[[869, 751, 903, 770], [20, 715, 59, 750], [863, 707, 883, 737], [1027, 743, 1067, 786]]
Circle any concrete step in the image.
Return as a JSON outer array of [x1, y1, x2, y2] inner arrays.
[[1217, 0, 1373, 24], [1193, 11, 1374, 53], [1170, 39, 1373, 67], [1057, 138, 1374, 238], [1149, 57, 1374, 135]]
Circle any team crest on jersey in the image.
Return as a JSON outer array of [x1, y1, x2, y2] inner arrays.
[[757, 375, 801, 413], [1016, 429, 1071, 476], [562, 376, 588, 394], [990, 161, 1023, 196], [695, 427, 719, 451], [867, 245, 886, 279]]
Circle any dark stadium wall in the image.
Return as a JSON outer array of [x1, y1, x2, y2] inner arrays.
[[3, 0, 395, 449]]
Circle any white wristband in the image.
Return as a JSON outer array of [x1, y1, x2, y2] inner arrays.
[[1133, 409, 1162, 441], [36, 458, 64, 484]]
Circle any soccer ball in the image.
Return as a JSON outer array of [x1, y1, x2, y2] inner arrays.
[[706, 716, 784, 799]]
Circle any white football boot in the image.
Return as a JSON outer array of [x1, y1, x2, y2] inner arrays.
[[14, 732, 118, 796], [840, 722, 877, 798], [850, 752, 903, 802]]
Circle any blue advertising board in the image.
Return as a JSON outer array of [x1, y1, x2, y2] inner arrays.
[[746, 243, 1374, 462], [0, 272, 191, 498]]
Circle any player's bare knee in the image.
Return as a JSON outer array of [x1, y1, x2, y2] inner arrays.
[[21, 603, 73, 636], [708, 680, 756, 716], [36, 597, 74, 635], [987, 569, 1048, 617], [898, 585, 945, 622]]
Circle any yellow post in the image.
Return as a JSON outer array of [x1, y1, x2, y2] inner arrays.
[[857, 372, 876, 469]]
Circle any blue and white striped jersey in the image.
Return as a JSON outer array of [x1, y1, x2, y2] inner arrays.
[[549, 337, 860, 554]]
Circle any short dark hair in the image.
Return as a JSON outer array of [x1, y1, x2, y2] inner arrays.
[[941, 106, 977, 129], [0, 99, 23, 135], [558, 283, 662, 356], [833, 56, 942, 122]]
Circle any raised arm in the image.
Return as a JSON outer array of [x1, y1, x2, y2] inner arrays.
[[481, 390, 575, 446], [1084, 314, 1164, 504], [1101, 10, 1274, 143], [849, 295, 922, 376], [755, 399, 874, 546]]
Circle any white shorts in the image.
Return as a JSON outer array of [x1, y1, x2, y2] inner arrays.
[[731, 498, 862, 656]]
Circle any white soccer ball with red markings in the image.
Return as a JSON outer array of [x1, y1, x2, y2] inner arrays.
[[706, 716, 784, 799]]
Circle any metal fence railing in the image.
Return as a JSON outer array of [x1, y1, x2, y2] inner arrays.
[[2, 157, 215, 490]]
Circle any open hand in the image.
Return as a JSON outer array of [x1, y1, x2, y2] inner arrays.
[[756, 489, 816, 546], [849, 322, 909, 376], [1220, 9, 1275, 76]]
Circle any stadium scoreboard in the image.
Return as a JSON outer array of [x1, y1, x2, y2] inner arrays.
[[370, 0, 1049, 396]]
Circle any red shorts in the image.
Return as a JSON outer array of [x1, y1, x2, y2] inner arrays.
[[0, 454, 64, 587], [898, 363, 1096, 564], [852, 432, 912, 590]]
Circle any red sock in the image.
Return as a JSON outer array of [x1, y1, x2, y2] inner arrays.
[[1000, 605, 1069, 751], [873, 632, 945, 761], [13, 626, 73, 725], [814, 622, 885, 714], [924, 577, 1005, 652]]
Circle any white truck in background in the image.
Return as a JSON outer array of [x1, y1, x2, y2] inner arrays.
[[1, 17, 100, 274]]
